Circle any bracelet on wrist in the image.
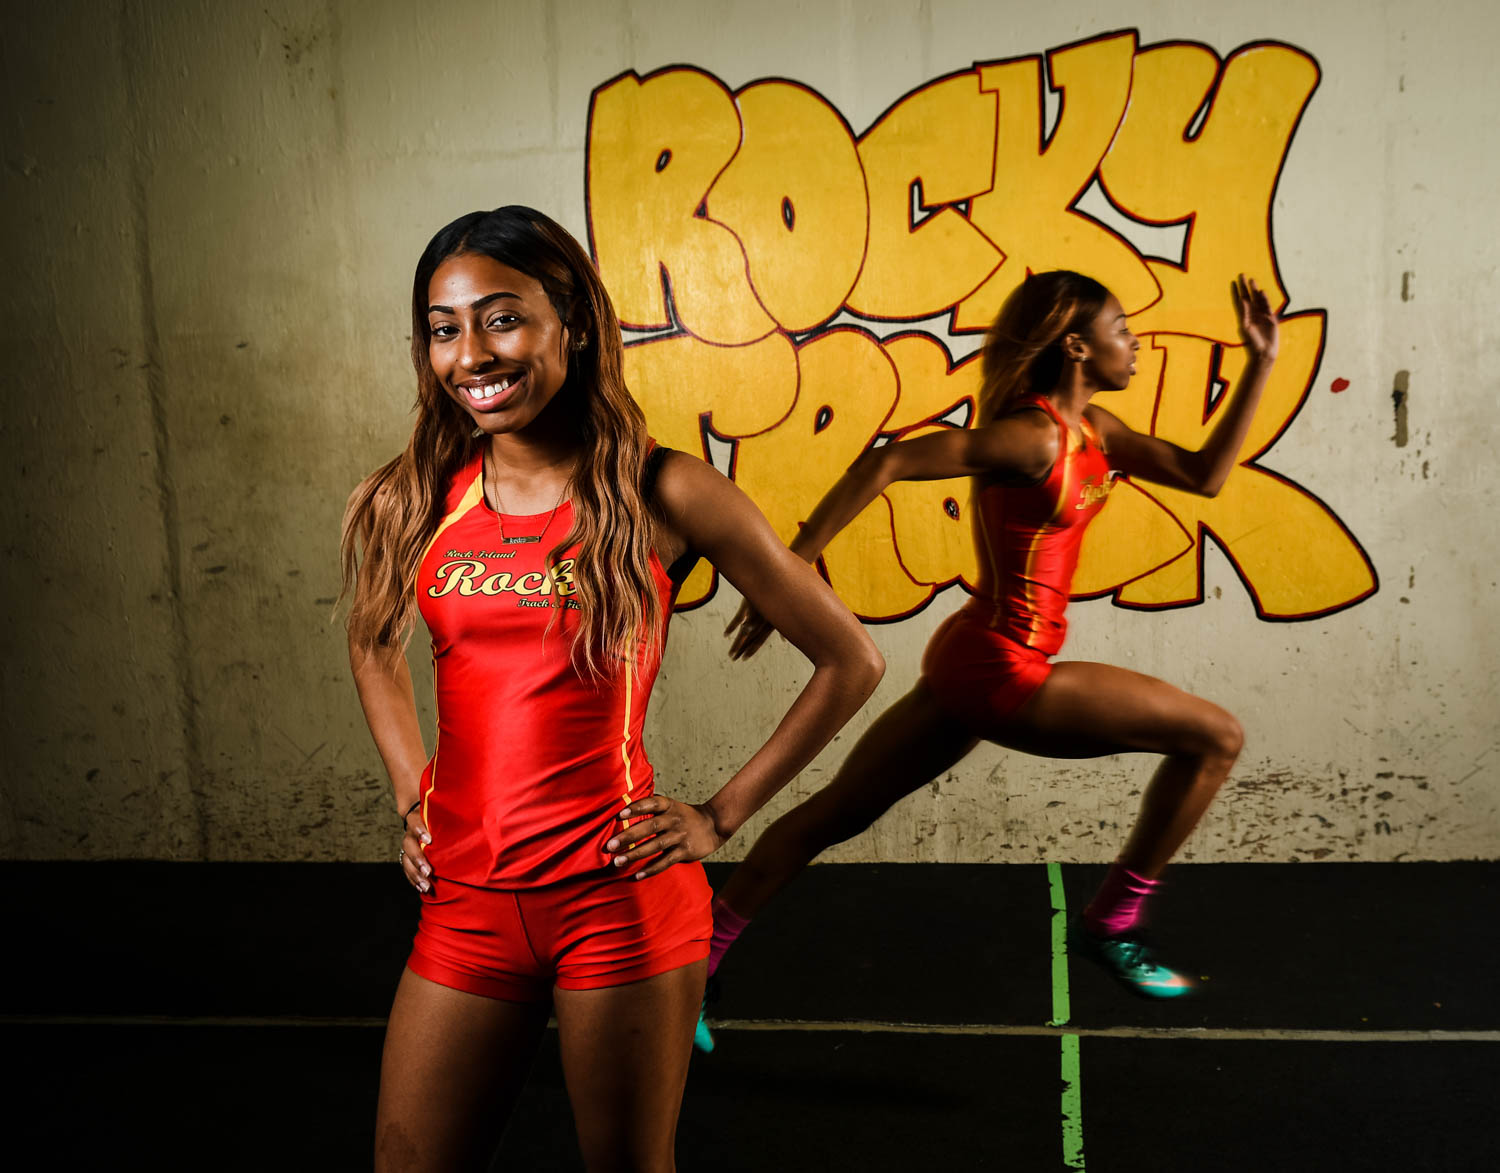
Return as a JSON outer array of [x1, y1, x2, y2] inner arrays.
[[401, 797, 421, 827]]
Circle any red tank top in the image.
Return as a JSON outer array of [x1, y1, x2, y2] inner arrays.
[[414, 450, 675, 888], [964, 396, 1115, 656]]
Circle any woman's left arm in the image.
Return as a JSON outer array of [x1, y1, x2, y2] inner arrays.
[[604, 450, 886, 878], [1088, 274, 1281, 498]]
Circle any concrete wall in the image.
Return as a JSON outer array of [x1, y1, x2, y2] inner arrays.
[[3, 0, 1496, 862]]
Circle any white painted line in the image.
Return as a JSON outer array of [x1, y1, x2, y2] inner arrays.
[[705, 1019, 1500, 1043], [0, 1015, 391, 1028], [3, 1014, 1496, 1043]]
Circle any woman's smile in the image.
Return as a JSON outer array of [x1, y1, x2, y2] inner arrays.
[[456, 370, 527, 412]]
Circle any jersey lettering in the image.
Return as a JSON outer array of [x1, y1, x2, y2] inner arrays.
[[429, 556, 577, 602]]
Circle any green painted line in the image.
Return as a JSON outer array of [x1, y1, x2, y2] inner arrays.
[[1061, 1033, 1085, 1170], [1048, 862, 1085, 1170], [1046, 861, 1071, 1027]]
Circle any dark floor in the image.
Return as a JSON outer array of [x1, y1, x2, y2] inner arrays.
[[5, 861, 1498, 1170]]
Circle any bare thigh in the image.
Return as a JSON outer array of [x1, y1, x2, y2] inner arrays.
[[553, 960, 706, 1173], [375, 967, 550, 1173], [981, 660, 1241, 760]]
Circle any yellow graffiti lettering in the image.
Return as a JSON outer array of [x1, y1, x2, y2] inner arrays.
[[589, 41, 1374, 623], [957, 33, 1159, 329], [734, 330, 927, 618], [1072, 480, 1195, 597], [881, 337, 981, 592], [884, 424, 979, 591], [588, 69, 775, 344], [624, 332, 799, 606], [707, 81, 868, 333], [1093, 316, 1375, 613], [880, 333, 981, 431], [1101, 43, 1319, 340], [845, 74, 1002, 321], [624, 331, 798, 454]]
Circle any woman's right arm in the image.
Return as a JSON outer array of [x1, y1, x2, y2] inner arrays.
[[780, 415, 1056, 566], [726, 411, 1057, 658], [350, 637, 433, 892]]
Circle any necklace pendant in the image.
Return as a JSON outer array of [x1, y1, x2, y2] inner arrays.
[[500, 535, 541, 544]]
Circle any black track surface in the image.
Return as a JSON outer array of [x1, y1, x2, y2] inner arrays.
[[6, 861, 1497, 1170]]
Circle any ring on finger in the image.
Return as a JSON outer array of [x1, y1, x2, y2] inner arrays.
[[398, 848, 406, 863]]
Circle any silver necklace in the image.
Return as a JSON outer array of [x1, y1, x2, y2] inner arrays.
[[484, 447, 570, 545]]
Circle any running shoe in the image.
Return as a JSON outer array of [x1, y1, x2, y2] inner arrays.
[[693, 1002, 715, 1053], [1070, 921, 1195, 999], [693, 974, 721, 1054]]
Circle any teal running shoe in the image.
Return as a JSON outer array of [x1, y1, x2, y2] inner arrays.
[[693, 1001, 715, 1053], [1071, 923, 1195, 999]]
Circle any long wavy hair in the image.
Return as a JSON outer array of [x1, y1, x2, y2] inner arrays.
[[976, 270, 1112, 424], [339, 206, 660, 679]]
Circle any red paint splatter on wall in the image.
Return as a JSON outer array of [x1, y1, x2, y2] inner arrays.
[[1330, 378, 1350, 393]]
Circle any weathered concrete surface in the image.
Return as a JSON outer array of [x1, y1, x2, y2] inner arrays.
[[3, 0, 1496, 861], [1, 8, 200, 858]]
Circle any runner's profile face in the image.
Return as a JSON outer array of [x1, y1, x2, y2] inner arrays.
[[1080, 294, 1138, 392]]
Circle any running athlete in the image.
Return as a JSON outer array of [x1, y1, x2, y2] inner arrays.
[[340, 206, 883, 1172], [705, 270, 1280, 1018]]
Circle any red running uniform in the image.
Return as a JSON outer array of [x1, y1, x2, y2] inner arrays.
[[921, 395, 1117, 732], [405, 448, 709, 1000], [415, 451, 673, 887]]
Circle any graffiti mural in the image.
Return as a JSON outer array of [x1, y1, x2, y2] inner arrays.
[[585, 30, 1377, 621]]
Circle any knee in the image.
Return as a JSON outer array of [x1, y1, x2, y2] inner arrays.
[[1201, 706, 1243, 764]]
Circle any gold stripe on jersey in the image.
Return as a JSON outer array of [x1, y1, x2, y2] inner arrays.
[[420, 648, 439, 843], [414, 465, 482, 847], [415, 467, 486, 579], [1025, 440, 1073, 646], [979, 490, 1006, 629], [617, 666, 638, 832]]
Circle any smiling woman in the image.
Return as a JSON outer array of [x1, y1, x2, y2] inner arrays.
[[337, 206, 883, 1172]]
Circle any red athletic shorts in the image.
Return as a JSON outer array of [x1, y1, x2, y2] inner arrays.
[[408, 862, 711, 1003], [920, 609, 1053, 733]]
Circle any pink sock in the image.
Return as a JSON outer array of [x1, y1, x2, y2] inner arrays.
[[1082, 861, 1160, 938], [707, 895, 751, 977]]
